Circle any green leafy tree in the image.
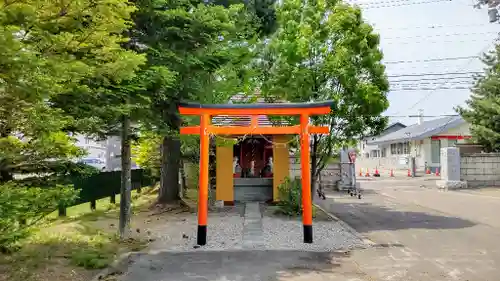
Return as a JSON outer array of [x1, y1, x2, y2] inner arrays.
[[0, 0, 146, 184], [211, 0, 278, 36], [130, 0, 257, 203], [0, 183, 79, 251], [132, 131, 200, 198], [133, 132, 162, 178], [7, 0, 149, 239], [255, 0, 389, 195], [457, 47, 500, 152], [0, 1, 88, 182]]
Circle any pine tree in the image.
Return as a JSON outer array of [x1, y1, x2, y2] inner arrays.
[[131, 0, 257, 203], [0, 0, 144, 182], [457, 46, 500, 152]]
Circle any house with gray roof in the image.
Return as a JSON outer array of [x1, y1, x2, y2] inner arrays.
[[356, 116, 471, 173], [357, 122, 407, 158]]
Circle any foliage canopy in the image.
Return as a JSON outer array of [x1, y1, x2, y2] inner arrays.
[[253, 0, 390, 186], [457, 46, 500, 152]]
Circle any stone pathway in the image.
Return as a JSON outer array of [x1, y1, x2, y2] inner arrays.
[[242, 202, 265, 248]]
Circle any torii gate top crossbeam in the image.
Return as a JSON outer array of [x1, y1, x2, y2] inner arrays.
[[178, 100, 334, 136], [178, 100, 334, 116]]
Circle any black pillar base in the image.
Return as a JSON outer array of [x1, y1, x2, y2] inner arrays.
[[197, 225, 207, 246], [303, 224, 313, 243]]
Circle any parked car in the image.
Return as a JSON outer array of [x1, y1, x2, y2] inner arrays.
[[111, 163, 140, 171], [78, 158, 106, 171]]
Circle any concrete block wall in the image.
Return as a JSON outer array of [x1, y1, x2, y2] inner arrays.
[[355, 156, 411, 172], [289, 156, 341, 186], [460, 153, 500, 187], [289, 156, 306, 179]]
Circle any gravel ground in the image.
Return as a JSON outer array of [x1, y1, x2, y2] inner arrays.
[[262, 217, 364, 251], [145, 204, 363, 252], [147, 206, 245, 252]]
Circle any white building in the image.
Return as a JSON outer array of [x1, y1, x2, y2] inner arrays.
[[74, 135, 107, 159], [104, 136, 123, 171], [74, 134, 138, 171], [357, 122, 407, 158], [356, 116, 471, 173]]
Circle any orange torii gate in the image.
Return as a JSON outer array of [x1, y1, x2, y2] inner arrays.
[[179, 101, 334, 245]]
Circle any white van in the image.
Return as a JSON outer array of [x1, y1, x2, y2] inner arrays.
[[79, 158, 106, 171]]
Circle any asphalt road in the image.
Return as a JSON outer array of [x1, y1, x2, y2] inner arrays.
[[317, 179, 500, 281], [116, 250, 366, 281]]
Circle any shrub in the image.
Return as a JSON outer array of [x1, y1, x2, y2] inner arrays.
[[0, 183, 79, 251], [276, 177, 318, 217], [276, 177, 302, 216]]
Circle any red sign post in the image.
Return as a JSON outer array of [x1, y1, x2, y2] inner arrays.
[[348, 151, 356, 164]]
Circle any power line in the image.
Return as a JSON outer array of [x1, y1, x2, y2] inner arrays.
[[384, 38, 493, 45], [391, 87, 470, 89], [347, 0, 443, 5], [391, 83, 473, 88], [383, 31, 499, 40], [390, 76, 474, 82], [384, 114, 460, 117], [386, 64, 482, 71], [393, 40, 496, 113], [391, 84, 472, 88], [391, 83, 472, 88], [373, 23, 493, 30], [384, 56, 480, 64], [391, 84, 472, 89], [353, 0, 452, 9], [348, 0, 432, 4], [391, 81, 474, 87], [387, 71, 482, 77]]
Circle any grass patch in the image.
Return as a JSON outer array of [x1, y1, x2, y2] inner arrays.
[[0, 186, 158, 281], [263, 204, 333, 221], [0, 222, 147, 281], [46, 188, 155, 220]]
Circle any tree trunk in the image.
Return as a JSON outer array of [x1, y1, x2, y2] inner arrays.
[[158, 136, 168, 201], [0, 170, 13, 183], [0, 126, 13, 183], [310, 137, 319, 200], [158, 134, 181, 203], [179, 158, 187, 198], [119, 115, 132, 240]]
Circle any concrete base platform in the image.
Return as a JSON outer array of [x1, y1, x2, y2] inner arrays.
[[436, 180, 468, 190]]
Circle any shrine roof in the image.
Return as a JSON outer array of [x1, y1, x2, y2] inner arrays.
[[214, 93, 284, 127], [180, 92, 333, 127]]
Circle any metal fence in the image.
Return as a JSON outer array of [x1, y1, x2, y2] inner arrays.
[[58, 169, 156, 216]]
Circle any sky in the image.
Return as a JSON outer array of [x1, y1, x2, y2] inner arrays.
[[352, 0, 500, 126]]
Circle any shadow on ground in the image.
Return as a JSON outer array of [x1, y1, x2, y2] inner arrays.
[[317, 195, 476, 233], [116, 250, 351, 281]]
